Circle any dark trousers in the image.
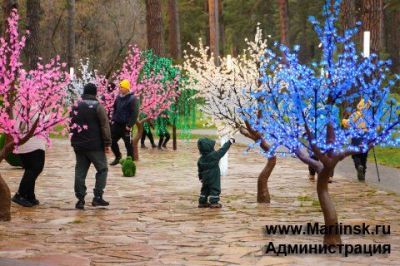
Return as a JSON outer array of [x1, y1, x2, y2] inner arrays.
[[158, 131, 170, 148], [18, 149, 45, 200], [308, 155, 318, 176], [199, 176, 221, 204], [352, 153, 368, 171], [141, 128, 155, 146], [74, 150, 108, 199], [351, 138, 368, 171], [111, 123, 133, 158]]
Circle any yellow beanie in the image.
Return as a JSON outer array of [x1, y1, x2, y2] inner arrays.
[[120, 79, 131, 90]]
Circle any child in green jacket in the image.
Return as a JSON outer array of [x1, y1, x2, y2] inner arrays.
[[197, 137, 235, 208]]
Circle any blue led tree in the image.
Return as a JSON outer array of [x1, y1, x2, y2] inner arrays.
[[245, 0, 400, 245]]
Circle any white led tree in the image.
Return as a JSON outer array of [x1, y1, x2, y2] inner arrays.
[[183, 26, 277, 203]]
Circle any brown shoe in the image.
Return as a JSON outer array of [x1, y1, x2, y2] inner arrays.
[[198, 203, 209, 208], [209, 203, 222, 208], [308, 175, 315, 181]]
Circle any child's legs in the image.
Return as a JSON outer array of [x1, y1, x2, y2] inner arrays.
[[158, 134, 164, 148], [199, 183, 210, 204], [209, 176, 221, 204], [162, 132, 170, 147], [147, 130, 156, 146]]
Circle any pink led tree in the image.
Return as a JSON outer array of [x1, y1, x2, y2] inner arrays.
[[0, 10, 70, 221], [114, 46, 179, 160]]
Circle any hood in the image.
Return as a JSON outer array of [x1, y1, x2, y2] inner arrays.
[[197, 138, 216, 155]]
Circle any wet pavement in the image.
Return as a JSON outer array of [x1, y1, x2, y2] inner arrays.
[[0, 139, 399, 265]]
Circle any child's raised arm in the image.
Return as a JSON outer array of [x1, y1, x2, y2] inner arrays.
[[210, 138, 235, 161]]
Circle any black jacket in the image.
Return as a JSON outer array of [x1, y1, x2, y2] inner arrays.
[[70, 94, 112, 151], [112, 93, 139, 127], [197, 138, 232, 181]]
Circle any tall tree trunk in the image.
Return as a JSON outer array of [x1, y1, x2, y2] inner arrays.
[[167, 0, 182, 151], [257, 157, 276, 203], [361, 0, 384, 54], [67, 0, 75, 69], [277, 0, 289, 47], [388, 8, 400, 72], [168, 0, 181, 60], [208, 0, 220, 65], [218, 0, 224, 57], [204, 1, 210, 48], [26, 0, 41, 70], [146, 0, 164, 56], [317, 166, 341, 245], [340, 0, 356, 32], [2, 0, 18, 34]]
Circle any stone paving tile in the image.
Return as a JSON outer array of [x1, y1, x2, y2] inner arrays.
[[0, 139, 399, 265]]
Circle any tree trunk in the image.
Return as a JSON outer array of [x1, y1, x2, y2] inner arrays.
[[168, 0, 182, 60], [277, 0, 289, 47], [340, 0, 356, 33], [132, 121, 144, 161], [26, 0, 41, 70], [385, 6, 400, 73], [240, 124, 276, 204], [146, 0, 164, 56], [67, 0, 75, 69], [0, 173, 11, 221], [218, 0, 224, 57], [204, 1, 210, 48], [167, 0, 181, 151], [208, 0, 220, 65], [0, 137, 14, 221], [317, 166, 341, 245], [392, 11, 400, 73], [361, 0, 384, 54], [257, 157, 276, 203]]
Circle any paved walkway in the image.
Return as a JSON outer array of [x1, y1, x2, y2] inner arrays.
[[0, 139, 399, 265], [191, 129, 400, 194]]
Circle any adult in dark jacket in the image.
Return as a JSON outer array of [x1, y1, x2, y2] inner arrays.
[[197, 137, 234, 208], [70, 83, 112, 210], [110, 79, 140, 165]]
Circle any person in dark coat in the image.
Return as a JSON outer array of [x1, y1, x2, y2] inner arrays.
[[70, 83, 112, 210], [197, 137, 235, 208], [110, 79, 140, 165]]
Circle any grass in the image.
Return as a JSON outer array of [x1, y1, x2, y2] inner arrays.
[[49, 124, 68, 139], [369, 146, 400, 168], [193, 106, 216, 129], [297, 195, 314, 202]]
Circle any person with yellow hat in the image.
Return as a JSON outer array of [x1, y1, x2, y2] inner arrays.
[[109, 79, 140, 165], [342, 98, 371, 181]]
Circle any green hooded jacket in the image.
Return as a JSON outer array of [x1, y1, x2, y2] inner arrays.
[[197, 138, 232, 181]]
